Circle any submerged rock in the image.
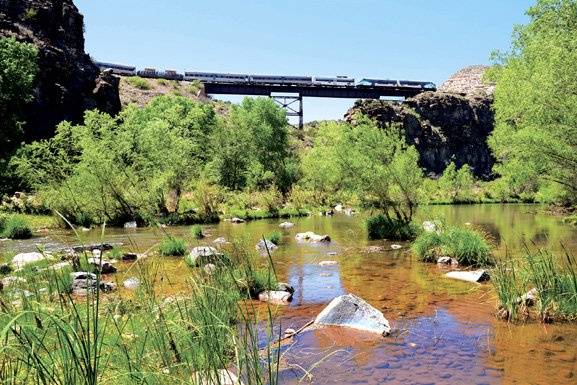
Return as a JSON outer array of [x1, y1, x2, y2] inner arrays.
[[437, 256, 459, 266], [319, 260, 338, 266], [12, 252, 46, 268], [255, 239, 278, 254], [314, 294, 391, 336], [71, 272, 117, 295], [283, 328, 297, 339], [258, 290, 292, 305], [279, 221, 295, 229], [295, 231, 331, 243], [87, 257, 117, 274], [445, 270, 490, 283]]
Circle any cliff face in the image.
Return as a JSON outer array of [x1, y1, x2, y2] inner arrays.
[[345, 67, 495, 179], [0, 0, 120, 139]]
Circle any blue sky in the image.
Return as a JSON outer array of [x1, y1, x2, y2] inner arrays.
[[76, 0, 534, 123]]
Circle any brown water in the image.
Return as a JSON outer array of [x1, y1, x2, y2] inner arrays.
[[2, 204, 577, 384]]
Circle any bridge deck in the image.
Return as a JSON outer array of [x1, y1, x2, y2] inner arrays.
[[203, 83, 428, 99]]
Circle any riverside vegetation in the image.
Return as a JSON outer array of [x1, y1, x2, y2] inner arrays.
[[2, 5, 577, 385]]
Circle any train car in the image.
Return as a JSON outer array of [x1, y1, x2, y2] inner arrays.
[[357, 78, 400, 87], [250, 75, 312, 85], [313, 76, 355, 86], [93, 61, 136, 76], [159, 70, 184, 81], [398, 80, 437, 90], [137, 68, 158, 78], [184, 72, 249, 83]]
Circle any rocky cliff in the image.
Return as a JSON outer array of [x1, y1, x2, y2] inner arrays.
[[345, 66, 495, 179], [0, 0, 120, 139]]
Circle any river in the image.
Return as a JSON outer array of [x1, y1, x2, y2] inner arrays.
[[1, 204, 576, 384]]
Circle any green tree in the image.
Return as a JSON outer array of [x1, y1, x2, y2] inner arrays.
[[302, 117, 424, 223], [210, 97, 298, 193], [488, 0, 577, 205], [436, 162, 475, 202], [0, 37, 38, 192]]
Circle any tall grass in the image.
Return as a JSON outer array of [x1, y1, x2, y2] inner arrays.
[[366, 214, 419, 241], [0, 215, 33, 239], [412, 225, 493, 266], [492, 246, 577, 322], [0, 228, 280, 384], [158, 236, 187, 256]]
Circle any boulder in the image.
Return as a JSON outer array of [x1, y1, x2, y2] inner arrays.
[[437, 256, 458, 266], [124, 221, 137, 229], [445, 270, 490, 283], [314, 294, 391, 336], [334, 204, 344, 212], [279, 222, 295, 229], [391, 244, 402, 250], [231, 217, 245, 224], [71, 243, 115, 253], [71, 272, 117, 295], [121, 253, 138, 261], [277, 282, 295, 294], [87, 257, 117, 274], [258, 290, 292, 305], [255, 239, 278, 254], [283, 328, 297, 339], [12, 252, 46, 268], [295, 231, 331, 243], [319, 260, 338, 266], [186, 246, 224, 267]]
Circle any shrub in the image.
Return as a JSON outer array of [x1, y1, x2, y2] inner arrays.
[[159, 236, 187, 256], [191, 225, 204, 239], [1, 215, 32, 239], [125, 76, 151, 90], [267, 231, 282, 245], [367, 214, 419, 241], [412, 225, 492, 266]]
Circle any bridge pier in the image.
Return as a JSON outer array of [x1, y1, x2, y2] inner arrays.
[[271, 94, 303, 129]]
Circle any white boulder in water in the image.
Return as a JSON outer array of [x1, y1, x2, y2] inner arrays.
[[255, 239, 278, 253], [12, 252, 46, 268], [445, 270, 490, 283], [258, 290, 292, 305], [314, 294, 391, 336], [295, 231, 331, 243], [279, 221, 294, 229], [186, 246, 223, 267]]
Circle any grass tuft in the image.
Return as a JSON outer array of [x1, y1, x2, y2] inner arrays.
[[158, 236, 187, 256], [0, 215, 33, 239], [267, 231, 282, 245], [190, 224, 204, 239]]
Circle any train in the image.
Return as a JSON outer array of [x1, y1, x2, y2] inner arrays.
[[93, 61, 436, 90]]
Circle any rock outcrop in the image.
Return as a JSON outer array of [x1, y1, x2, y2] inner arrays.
[[0, 0, 120, 139], [345, 66, 495, 179]]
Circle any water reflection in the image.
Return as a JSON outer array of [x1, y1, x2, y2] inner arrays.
[[287, 264, 345, 305]]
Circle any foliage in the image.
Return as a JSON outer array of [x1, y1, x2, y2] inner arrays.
[[190, 224, 204, 239], [488, 0, 577, 205], [435, 162, 476, 203], [13, 96, 218, 225], [125, 76, 151, 90], [367, 214, 419, 241], [267, 231, 282, 245], [0, 37, 38, 194], [158, 236, 187, 256], [412, 225, 493, 266], [302, 118, 424, 223], [0, 215, 33, 239], [209, 97, 298, 193]]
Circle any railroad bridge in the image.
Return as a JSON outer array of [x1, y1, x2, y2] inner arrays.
[[95, 61, 436, 128]]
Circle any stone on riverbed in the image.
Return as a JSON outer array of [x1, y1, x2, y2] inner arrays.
[[186, 246, 224, 267], [319, 260, 338, 266], [87, 257, 117, 274], [12, 252, 47, 268], [231, 217, 245, 224], [295, 231, 331, 243], [71, 272, 117, 295], [277, 282, 295, 294], [255, 239, 278, 253], [445, 270, 490, 283], [437, 256, 458, 266], [314, 294, 391, 336], [71, 243, 115, 253], [279, 221, 294, 229], [258, 290, 293, 305]]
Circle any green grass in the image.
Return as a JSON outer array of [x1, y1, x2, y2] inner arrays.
[[190, 224, 204, 239], [411, 225, 493, 266], [125, 76, 151, 90], [366, 214, 419, 241], [267, 231, 282, 245], [492, 247, 577, 322], [158, 236, 187, 256], [0, 215, 33, 239]]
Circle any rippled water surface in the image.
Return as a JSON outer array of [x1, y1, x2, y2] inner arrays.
[[2, 204, 577, 384]]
